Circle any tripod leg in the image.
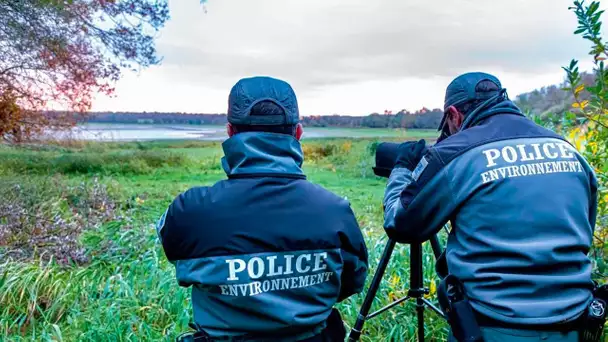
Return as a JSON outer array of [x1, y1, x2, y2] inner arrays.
[[410, 243, 425, 342], [348, 239, 397, 342], [417, 297, 424, 342]]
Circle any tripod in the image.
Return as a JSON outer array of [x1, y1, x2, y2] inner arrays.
[[348, 236, 446, 342]]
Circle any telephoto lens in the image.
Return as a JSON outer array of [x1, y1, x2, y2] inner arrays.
[[373, 140, 429, 178], [372, 142, 401, 178]]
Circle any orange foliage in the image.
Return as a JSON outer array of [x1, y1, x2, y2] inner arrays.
[[0, 0, 170, 142]]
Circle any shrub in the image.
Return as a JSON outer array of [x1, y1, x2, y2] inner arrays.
[[559, 0, 608, 279], [0, 149, 193, 176], [55, 154, 106, 174], [302, 142, 339, 162], [0, 177, 122, 265]]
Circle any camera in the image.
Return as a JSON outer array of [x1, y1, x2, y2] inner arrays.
[[371, 140, 432, 178], [372, 142, 401, 178], [349, 138, 485, 342], [349, 140, 451, 342]]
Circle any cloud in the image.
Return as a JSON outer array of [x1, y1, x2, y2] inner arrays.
[[92, 0, 602, 115], [154, 0, 590, 89]]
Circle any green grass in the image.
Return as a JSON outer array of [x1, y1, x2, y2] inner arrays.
[[302, 127, 438, 139], [0, 136, 603, 341]]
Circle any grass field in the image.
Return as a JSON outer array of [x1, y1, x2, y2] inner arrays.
[[302, 127, 438, 138], [0, 134, 604, 341]]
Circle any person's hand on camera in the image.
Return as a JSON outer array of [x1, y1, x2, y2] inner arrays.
[[395, 139, 428, 171]]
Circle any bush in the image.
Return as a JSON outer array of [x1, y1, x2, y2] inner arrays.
[[0, 177, 123, 265], [558, 0, 608, 279], [302, 142, 339, 162], [0, 149, 194, 176], [55, 154, 106, 174]]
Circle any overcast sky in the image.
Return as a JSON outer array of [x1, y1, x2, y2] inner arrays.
[[91, 0, 601, 116]]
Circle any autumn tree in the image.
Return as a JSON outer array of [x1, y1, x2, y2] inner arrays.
[[0, 0, 172, 142]]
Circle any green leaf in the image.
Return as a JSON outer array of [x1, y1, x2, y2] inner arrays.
[[598, 258, 606, 275], [575, 28, 587, 34], [593, 11, 604, 22], [566, 111, 577, 120], [593, 22, 602, 34], [589, 1, 600, 15], [570, 59, 579, 69], [51, 324, 63, 341]]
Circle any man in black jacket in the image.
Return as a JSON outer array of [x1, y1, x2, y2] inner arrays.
[[157, 76, 369, 341], [383, 72, 597, 341]]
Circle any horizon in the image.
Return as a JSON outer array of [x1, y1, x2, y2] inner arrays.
[[80, 0, 605, 116], [81, 107, 443, 117]]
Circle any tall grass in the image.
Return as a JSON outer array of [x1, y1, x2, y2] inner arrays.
[[0, 232, 191, 341], [0, 149, 194, 175]]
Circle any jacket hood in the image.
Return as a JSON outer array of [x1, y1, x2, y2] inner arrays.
[[221, 132, 305, 177]]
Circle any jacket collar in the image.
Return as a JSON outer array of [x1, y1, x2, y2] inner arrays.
[[221, 132, 305, 178], [461, 98, 525, 130]]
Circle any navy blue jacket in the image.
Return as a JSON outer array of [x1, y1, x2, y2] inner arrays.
[[157, 132, 368, 340], [384, 113, 598, 326]]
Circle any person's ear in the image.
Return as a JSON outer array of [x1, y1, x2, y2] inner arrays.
[[295, 123, 303, 141], [445, 106, 464, 134], [227, 123, 235, 137]]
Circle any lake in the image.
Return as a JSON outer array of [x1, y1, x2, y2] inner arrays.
[[55, 123, 436, 141]]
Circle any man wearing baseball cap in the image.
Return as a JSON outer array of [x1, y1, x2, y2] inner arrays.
[[382, 72, 598, 341], [157, 76, 368, 342]]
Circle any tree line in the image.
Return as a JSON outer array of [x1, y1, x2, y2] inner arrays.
[[85, 79, 590, 129], [49, 76, 591, 132], [84, 108, 445, 129], [86, 73, 597, 131], [82, 78, 592, 129]]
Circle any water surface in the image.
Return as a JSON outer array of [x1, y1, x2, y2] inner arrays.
[[57, 123, 426, 141]]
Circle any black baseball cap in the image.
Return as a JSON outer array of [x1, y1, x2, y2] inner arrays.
[[438, 72, 503, 130], [227, 76, 300, 126]]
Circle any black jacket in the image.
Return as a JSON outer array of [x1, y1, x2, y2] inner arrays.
[[157, 132, 369, 340]]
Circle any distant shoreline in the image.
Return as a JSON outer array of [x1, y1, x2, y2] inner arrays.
[[79, 108, 445, 131], [51, 123, 438, 142]]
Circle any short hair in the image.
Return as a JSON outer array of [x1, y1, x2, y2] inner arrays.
[[455, 80, 504, 115], [231, 100, 297, 136]]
